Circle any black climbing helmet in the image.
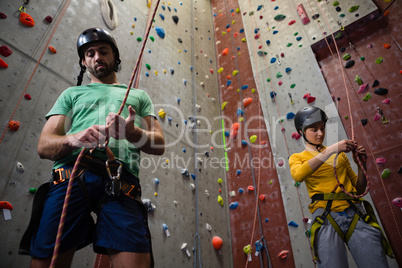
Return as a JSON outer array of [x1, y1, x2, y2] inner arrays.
[[76, 27, 121, 85], [294, 106, 328, 144], [77, 27, 120, 62]]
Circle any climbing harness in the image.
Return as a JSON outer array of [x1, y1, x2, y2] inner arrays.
[[310, 192, 394, 261]]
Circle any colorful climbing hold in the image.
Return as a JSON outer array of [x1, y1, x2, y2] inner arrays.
[[250, 135, 257, 143], [217, 195, 224, 206], [222, 48, 229, 56], [24, 94, 32, 100], [229, 202, 238, 209], [0, 45, 12, 57], [20, 12, 35, 27], [292, 132, 301, 140], [362, 93, 372, 101], [375, 57, 383, 64], [288, 20, 296, 25], [217, 67, 223, 73], [243, 98, 252, 107], [381, 168, 391, 178], [230, 123, 240, 138], [155, 26, 165, 38], [158, 109, 166, 118], [357, 83, 369, 93], [349, 5, 359, 12], [274, 14, 286, 21], [0, 13, 7, 19], [288, 221, 299, 227], [355, 75, 363, 85], [8, 121, 20, 131], [343, 53, 351, 60]]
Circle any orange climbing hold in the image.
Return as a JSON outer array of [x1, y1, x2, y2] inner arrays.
[[0, 58, 8, 68], [227, 28, 232, 32], [226, 75, 231, 80], [383, 44, 390, 49], [234, 33, 239, 37], [222, 48, 229, 56], [0, 201, 13, 210], [8, 121, 20, 131], [212, 236, 223, 250], [278, 250, 290, 259], [48, 46, 57, 54], [230, 123, 240, 138], [243, 97, 252, 107], [384, 10, 389, 16], [19, 12, 35, 27]]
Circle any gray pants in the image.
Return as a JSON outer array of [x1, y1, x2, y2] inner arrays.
[[312, 205, 389, 268]]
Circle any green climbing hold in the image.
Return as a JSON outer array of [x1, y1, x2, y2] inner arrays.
[[333, 1, 339, 6], [294, 32, 298, 36], [345, 116, 349, 119], [335, 32, 342, 39], [267, 78, 271, 82], [349, 5, 359, 12], [298, 44, 302, 47], [149, 36, 155, 42], [29, 188, 37, 194], [217, 195, 224, 206], [276, 72, 282, 78], [375, 57, 383, 64], [287, 43, 293, 47], [249, 11, 254, 16], [355, 75, 363, 85], [360, 56, 365, 61], [250, 135, 257, 143], [137, 37, 143, 42], [343, 53, 351, 60], [362, 93, 372, 101], [145, 64, 151, 70], [381, 168, 391, 179], [274, 14, 286, 21], [305, 229, 311, 237], [252, 88, 256, 93], [294, 181, 301, 187], [340, 14, 345, 17], [290, 84, 296, 88]]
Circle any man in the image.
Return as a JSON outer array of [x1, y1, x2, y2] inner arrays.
[[20, 27, 164, 268]]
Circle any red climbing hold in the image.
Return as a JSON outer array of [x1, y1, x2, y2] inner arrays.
[[8, 121, 20, 131], [382, 99, 390, 104], [20, 12, 35, 27], [258, 45, 262, 49], [48, 46, 57, 54], [303, 93, 316, 103], [45, 15, 53, 23], [247, 186, 255, 191], [254, 34, 260, 39], [24, 94, 32, 100], [259, 15, 263, 19], [222, 48, 229, 56], [0, 58, 8, 68], [292, 132, 301, 140], [0, 13, 7, 19], [212, 236, 223, 250], [210, 69, 214, 74], [0, 201, 13, 210], [259, 194, 266, 201], [0, 45, 12, 57], [281, 53, 284, 57], [234, 32, 239, 37], [278, 81, 283, 86], [383, 44, 390, 49], [288, 20, 296, 25]]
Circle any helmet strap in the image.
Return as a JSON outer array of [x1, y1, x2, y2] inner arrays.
[[77, 59, 86, 86]]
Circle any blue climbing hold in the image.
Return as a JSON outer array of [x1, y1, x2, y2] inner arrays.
[[239, 188, 244, 193], [183, 79, 187, 85], [254, 28, 259, 34], [229, 202, 239, 209], [168, 117, 172, 122], [274, 6, 279, 10], [237, 46, 240, 51], [288, 221, 299, 227], [225, 131, 230, 137], [154, 178, 160, 184], [227, 80, 232, 86], [296, 36, 302, 41], [191, 173, 195, 180], [226, 24, 230, 29], [239, 29, 244, 33], [241, 140, 247, 146], [134, 17, 137, 21], [178, 61, 180, 65], [155, 26, 165, 38], [161, 5, 165, 10], [266, 40, 271, 45], [237, 108, 244, 116], [183, 148, 186, 153], [190, 66, 193, 71], [145, 72, 149, 77], [270, 91, 277, 98], [184, 49, 187, 52], [148, 50, 151, 53], [236, 169, 241, 175], [273, 30, 278, 34], [177, 97, 181, 103], [285, 67, 292, 73], [214, 13, 217, 17], [184, 120, 187, 125], [265, 218, 269, 223], [167, 6, 171, 12], [159, 14, 165, 20], [257, 5, 263, 11], [174, 8, 177, 12], [286, 112, 296, 119], [210, 60, 213, 63], [270, 57, 276, 63], [241, 85, 249, 90], [231, 9, 234, 13]]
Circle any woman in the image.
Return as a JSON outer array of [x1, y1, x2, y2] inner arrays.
[[288, 106, 392, 268]]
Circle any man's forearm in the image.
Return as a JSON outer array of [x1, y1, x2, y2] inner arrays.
[[38, 134, 75, 161], [126, 126, 165, 155]]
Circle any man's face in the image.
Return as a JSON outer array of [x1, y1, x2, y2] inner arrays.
[[82, 42, 115, 79]]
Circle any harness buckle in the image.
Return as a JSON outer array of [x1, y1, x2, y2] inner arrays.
[[363, 214, 371, 223], [53, 168, 66, 185], [105, 160, 123, 197], [316, 216, 325, 225]]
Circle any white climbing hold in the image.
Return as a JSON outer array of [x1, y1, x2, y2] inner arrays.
[[16, 162, 25, 172]]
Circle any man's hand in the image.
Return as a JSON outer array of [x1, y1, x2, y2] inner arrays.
[[67, 125, 108, 149], [106, 105, 136, 141]]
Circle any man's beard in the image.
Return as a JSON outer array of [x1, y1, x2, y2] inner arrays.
[[87, 61, 115, 79]]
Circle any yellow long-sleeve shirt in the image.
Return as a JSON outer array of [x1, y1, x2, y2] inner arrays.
[[289, 148, 358, 213]]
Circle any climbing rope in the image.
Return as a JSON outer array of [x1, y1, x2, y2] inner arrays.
[[0, 0, 72, 145], [50, 1, 161, 266]]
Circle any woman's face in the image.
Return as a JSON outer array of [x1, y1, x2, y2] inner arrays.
[[304, 121, 326, 145]]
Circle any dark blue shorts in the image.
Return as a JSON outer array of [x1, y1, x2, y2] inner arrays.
[[29, 166, 151, 258]]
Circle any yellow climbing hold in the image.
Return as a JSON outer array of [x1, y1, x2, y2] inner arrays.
[[130, 31, 133, 35], [147, 0, 151, 8], [236, 8, 240, 13], [158, 109, 166, 118], [155, 70, 158, 75], [241, 38, 246, 42], [239, 117, 244, 122], [252, 88, 256, 93], [250, 135, 257, 143], [222, 31, 227, 35], [163, 69, 167, 74], [218, 195, 224, 206], [217, 67, 224, 73], [132, 24, 135, 28], [232, 20, 235, 24], [232, 70, 239, 76], [221, 101, 228, 110]]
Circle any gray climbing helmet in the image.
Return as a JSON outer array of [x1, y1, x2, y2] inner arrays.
[[294, 106, 328, 145]]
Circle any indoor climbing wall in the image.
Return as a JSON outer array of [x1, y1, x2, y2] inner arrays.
[[211, 0, 399, 267], [0, 0, 234, 267]]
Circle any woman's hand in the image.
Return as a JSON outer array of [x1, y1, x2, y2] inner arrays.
[[352, 144, 367, 167], [327, 140, 356, 155]]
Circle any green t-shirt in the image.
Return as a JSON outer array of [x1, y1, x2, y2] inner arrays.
[[46, 83, 156, 177]]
